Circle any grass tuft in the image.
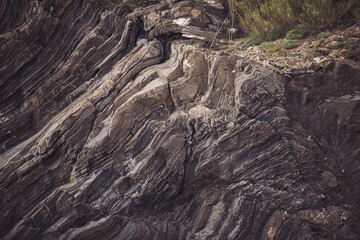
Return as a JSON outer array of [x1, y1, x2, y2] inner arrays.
[[260, 42, 275, 49], [245, 36, 263, 46], [227, 46, 238, 52], [317, 32, 332, 39], [282, 40, 299, 50], [266, 32, 283, 41], [344, 38, 359, 61], [267, 44, 285, 56], [286, 28, 306, 40]]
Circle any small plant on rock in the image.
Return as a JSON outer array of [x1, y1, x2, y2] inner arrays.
[[227, 46, 237, 52], [286, 28, 306, 40], [260, 42, 275, 49], [345, 49, 357, 60], [344, 38, 359, 61], [345, 38, 357, 49], [337, 24, 344, 30], [268, 44, 285, 56], [306, 53, 314, 61], [245, 36, 263, 46], [317, 32, 332, 39], [266, 32, 283, 41], [282, 40, 299, 50], [336, 42, 344, 48]]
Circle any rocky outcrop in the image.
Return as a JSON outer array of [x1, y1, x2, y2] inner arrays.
[[0, 0, 359, 239]]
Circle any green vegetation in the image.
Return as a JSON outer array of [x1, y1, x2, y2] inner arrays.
[[317, 32, 332, 39], [337, 24, 344, 30], [334, 51, 340, 58], [245, 36, 263, 46], [286, 28, 306, 40], [228, 0, 359, 37], [283, 64, 290, 69], [227, 46, 238, 52], [260, 42, 275, 49], [345, 39, 357, 49], [223, 1, 360, 61], [336, 42, 344, 49], [345, 48, 358, 60], [266, 32, 283, 41], [264, 44, 285, 56], [344, 38, 359, 61], [196, 0, 205, 3], [282, 40, 299, 50], [306, 52, 314, 61]]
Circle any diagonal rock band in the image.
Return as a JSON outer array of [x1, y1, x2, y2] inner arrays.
[[0, 0, 359, 239]]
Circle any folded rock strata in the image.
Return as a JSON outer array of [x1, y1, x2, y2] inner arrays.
[[0, 0, 359, 239]]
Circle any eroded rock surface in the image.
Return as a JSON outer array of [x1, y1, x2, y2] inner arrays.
[[1, 0, 360, 239]]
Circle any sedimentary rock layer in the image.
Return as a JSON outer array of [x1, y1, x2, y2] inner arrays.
[[0, 0, 359, 239]]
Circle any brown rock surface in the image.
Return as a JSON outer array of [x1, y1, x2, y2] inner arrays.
[[0, 0, 360, 239]]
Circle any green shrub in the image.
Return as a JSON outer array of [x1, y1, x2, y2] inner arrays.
[[245, 36, 263, 46], [306, 53, 314, 61], [334, 51, 340, 58], [266, 32, 283, 41], [267, 44, 285, 56], [284, 64, 290, 69], [260, 42, 275, 49], [345, 38, 357, 50], [282, 40, 299, 49], [317, 32, 332, 39], [344, 39, 359, 61], [337, 24, 344, 30], [286, 28, 306, 40], [336, 42, 344, 48], [345, 49, 358, 60], [227, 46, 237, 52]]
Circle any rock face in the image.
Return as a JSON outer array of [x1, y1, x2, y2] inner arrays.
[[0, 0, 360, 239]]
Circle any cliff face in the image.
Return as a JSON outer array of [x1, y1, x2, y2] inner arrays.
[[0, 0, 360, 239]]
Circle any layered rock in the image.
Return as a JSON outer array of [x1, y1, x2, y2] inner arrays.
[[0, 0, 359, 239]]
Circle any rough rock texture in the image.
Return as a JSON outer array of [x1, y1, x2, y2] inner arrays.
[[1, 0, 360, 239]]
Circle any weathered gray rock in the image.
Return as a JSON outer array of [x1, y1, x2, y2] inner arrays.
[[0, 0, 360, 239]]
